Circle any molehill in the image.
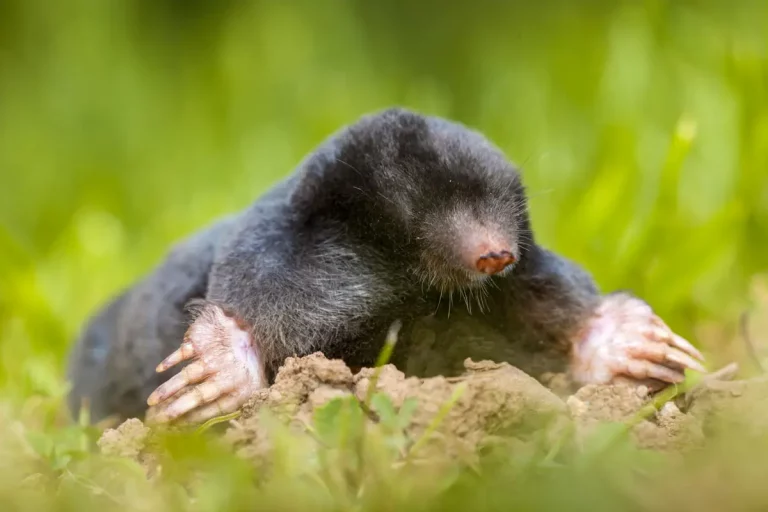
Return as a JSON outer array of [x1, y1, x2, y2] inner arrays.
[[97, 352, 764, 475]]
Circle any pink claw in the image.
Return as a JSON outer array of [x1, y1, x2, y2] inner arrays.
[[145, 302, 267, 425], [570, 293, 707, 388]]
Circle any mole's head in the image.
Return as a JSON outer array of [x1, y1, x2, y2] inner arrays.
[[335, 108, 533, 291]]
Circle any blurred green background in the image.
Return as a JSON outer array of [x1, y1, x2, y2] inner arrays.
[[1, 0, 767, 404]]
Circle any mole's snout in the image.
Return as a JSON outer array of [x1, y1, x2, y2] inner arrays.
[[456, 225, 517, 276], [475, 250, 516, 275]]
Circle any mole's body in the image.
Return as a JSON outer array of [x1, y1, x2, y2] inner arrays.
[[67, 108, 705, 424]]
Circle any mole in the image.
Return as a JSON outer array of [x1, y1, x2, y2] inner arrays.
[[66, 107, 706, 425]]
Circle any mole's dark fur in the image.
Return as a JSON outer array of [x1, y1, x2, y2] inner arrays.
[[67, 108, 601, 422]]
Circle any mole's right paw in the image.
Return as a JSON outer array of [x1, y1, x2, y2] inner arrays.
[[145, 302, 267, 425]]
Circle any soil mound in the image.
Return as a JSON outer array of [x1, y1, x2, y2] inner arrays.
[[98, 353, 763, 471]]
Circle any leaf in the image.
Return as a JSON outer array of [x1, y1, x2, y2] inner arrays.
[[50, 451, 72, 472], [312, 396, 366, 449], [312, 397, 346, 446], [25, 430, 54, 460], [370, 393, 397, 428], [396, 397, 418, 429], [577, 422, 632, 461]]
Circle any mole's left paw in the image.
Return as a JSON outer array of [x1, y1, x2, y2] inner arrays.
[[145, 302, 267, 425], [570, 292, 707, 390]]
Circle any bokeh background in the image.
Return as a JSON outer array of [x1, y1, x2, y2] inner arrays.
[[1, 0, 767, 407]]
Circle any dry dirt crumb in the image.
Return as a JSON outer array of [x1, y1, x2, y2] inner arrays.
[[97, 417, 166, 479], [567, 382, 704, 451], [98, 418, 150, 459], [539, 371, 574, 398], [686, 375, 768, 437]]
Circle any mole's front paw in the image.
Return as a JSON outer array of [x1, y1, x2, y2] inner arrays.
[[145, 302, 267, 425], [570, 292, 707, 390]]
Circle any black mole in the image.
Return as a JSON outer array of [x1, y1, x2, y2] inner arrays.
[[66, 108, 706, 424]]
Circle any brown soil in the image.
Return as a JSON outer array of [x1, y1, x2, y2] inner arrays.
[[97, 352, 767, 472], [227, 355, 569, 464]]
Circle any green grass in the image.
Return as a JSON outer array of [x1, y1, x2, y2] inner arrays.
[[1, 0, 767, 509]]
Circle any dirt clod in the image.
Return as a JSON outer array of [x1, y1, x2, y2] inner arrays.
[[98, 418, 150, 459], [686, 375, 768, 438]]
